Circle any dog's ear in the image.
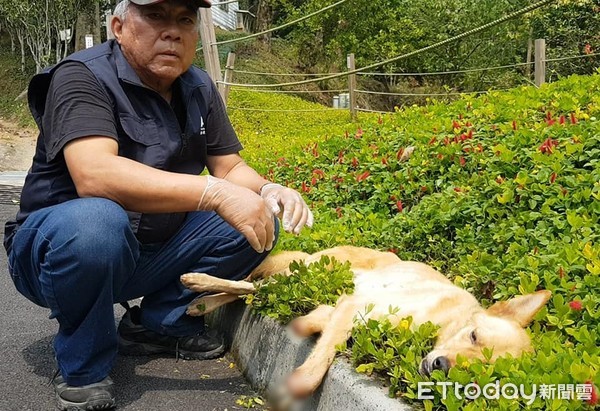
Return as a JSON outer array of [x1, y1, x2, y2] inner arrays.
[[486, 290, 552, 327]]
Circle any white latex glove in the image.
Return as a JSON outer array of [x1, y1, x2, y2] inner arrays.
[[260, 183, 314, 234], [197, 176, 275, 253]]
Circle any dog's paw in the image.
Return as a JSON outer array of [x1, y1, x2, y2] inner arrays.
[[180, 273, 212, 293], [186, 297, 207, 316], [271, 383, 303, 411]]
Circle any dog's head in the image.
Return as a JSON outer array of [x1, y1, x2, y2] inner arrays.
[[419, 290, 551, 376]]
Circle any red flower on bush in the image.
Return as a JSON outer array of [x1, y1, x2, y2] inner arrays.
[[396, 200, 403, 212], [550, 172, 557, 184], [452, 120, 461, 129], [429, 136, 437, 145], [355, 128, 364, 139], [585, 381, 598, 406], [512, 120, 517, 130], [396, 148, 404, 160], [558, 266, 565, 278], [570, 113, 578, 124], [381, 157, 388, 166], [335, 207, 343, 218], [546, 111, 556, 126], [313, 169, 325, 179], [301, 181, 310, 193], [377, 116, 383, 125], [356, 171, 370, 182], [310, 142, 319, 157], [569, 300, 583, 311], [460, 156, 466, 167], [584, 43, 593, 55], [338, 150, 345, 163], [351, 157, 359, 168], [539, 138, 558, 154]]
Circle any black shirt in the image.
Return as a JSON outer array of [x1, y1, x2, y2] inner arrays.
[[4, 50, 242, 249]]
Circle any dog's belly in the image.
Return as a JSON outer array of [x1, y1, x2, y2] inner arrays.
[[351, 263, 476, 326]]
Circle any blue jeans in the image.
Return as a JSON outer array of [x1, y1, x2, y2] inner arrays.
[[6, 198, 277, 386]]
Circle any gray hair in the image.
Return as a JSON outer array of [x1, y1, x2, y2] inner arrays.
[[113, 0, 131, 20]]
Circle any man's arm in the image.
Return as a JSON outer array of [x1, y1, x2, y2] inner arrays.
[[64, 138, 275, 252], [64, 137, 205, 213]]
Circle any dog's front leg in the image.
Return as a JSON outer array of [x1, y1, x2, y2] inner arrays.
[[180, 273, 256, 295], [286, 295, 359, 398], [290, 304, 335, 337]]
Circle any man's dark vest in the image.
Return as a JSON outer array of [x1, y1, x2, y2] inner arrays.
[[7, 40, 215, 246]]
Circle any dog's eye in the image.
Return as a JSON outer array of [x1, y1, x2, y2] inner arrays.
[[470, 330, 478, 345]]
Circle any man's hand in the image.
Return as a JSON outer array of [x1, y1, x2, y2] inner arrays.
[[260, 183, 314, 235], [198, 176, 275, 253]]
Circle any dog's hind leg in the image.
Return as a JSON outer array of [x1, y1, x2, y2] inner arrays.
[[186, 293, 240, 316], [248, 251, 310, 280], [290, 304, 335, 337], [285, 295, 360, 398]]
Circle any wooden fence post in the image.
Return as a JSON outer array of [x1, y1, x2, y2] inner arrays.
[[347, 53, 357, 121], [222, 52, 236, 105], [534, 38, 546, 87], [199, 8, 223, 89]]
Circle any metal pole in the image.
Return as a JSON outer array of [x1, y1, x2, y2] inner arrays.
[[347, 53, 357, 121]]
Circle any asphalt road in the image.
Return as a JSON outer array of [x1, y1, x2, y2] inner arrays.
[[0, 191, 266, 411]]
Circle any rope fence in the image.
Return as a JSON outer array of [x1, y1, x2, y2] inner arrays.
[[208, 0, 352, 47], [231, 88, 348, 94], [357, 62, 534, 77], [217, 0, 558, 89]]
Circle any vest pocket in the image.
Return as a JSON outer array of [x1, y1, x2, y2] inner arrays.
[[119, 114, 161, 146]]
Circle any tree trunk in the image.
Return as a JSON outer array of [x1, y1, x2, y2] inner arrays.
[[17, 31, 25, 73], [75, 2, 100, 50], [255, 0, 273, 49]]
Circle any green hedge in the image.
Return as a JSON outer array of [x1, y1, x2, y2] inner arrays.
[[237, 74, 600, 410]]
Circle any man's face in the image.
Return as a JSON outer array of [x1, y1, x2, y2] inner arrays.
[[113, 1, 199, 90]]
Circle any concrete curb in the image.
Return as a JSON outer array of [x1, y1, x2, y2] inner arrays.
[[207, 301, 413, 411]]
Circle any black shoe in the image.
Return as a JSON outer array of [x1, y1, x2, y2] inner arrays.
[[53, 374, 115, 411], [117, 305, 226, 360]]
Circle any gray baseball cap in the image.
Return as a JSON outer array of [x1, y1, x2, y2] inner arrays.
[[130, 0, 211, 9]]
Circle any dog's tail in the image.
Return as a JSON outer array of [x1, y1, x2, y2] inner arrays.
[[248, 251, 310, 280]]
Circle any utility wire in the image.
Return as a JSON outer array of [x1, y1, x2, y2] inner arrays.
[[209, 0, 351, 47], [218, 0, 558, 89]]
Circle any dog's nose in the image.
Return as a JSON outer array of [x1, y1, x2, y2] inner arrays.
[[431, 356, 450, 373]]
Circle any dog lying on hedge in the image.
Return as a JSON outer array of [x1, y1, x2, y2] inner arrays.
[[180, 246, 551, 399]]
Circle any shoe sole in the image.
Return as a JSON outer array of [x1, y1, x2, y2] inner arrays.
[[56, 393, 116, 410], [118, 337, 226, 360]]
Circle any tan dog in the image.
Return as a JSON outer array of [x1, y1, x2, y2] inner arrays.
[[180, 246, 551, 399]]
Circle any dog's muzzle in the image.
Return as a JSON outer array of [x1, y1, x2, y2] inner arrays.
[[419, 355, 450, 377]]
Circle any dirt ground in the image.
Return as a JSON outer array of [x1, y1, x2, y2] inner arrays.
[[0, 118, 37, 171]]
